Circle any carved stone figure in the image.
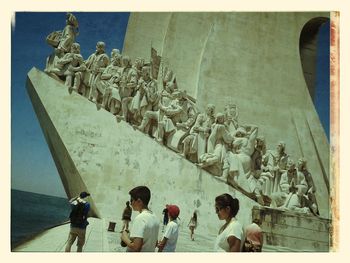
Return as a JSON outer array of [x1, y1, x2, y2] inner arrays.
[[157, 90, 196, 145], [297, 158, 315, 194], [224, 103, 239, 134], [85, 41, 110, 102], [267, 141, 289, 193], [297, 158, 319, 215], [248, 136, 271, 201], [279, 159, 299, 191], [198, 113, 234, 169], [64, 43, 86, 94], [45, 13, 79, 73], [182, 104, 215, 162], [161, 67, 176, 89], [98, 54, 123, 113], [250, 136, 267, 173], [115, 56, 138, 123], [45, 43, 86, 94], [134, 90, 195, 145], [45, 49, 70, 79], [257, 154, 274, 196], [224, 126, 258, 198], [279, 184, 308, 212], [57, 13, 79, 53], [270, 159, 304, 208], [160, 81, 177, 107], [271, 159, 318, 215], [133, 57, 145, 80], [129, 65, 158, 124], [45, 48, 64, 77]]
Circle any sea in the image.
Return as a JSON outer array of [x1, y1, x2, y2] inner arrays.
[[11, 189, 71, 250]]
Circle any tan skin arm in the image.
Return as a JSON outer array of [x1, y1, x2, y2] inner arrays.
[[121, 231, 143, 252], [227, 236, 241, 252], [157, 237, 168, 252], [259, 233, 264, 247]]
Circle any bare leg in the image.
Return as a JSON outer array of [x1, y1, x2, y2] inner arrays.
[[77, 245, 83, 252], [190, 227, 195, 241], [73, 72, 82, 93], [182, 135, 192, 158], [65, 75, 72, 88], [157, 122, 165, 144]]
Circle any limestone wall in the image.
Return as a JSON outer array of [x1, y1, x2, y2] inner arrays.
[[123, 12, 330, 218], [252, 206, 330, 251]]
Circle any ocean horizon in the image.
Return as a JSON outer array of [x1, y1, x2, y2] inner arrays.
[[11, 189, 71, 250]]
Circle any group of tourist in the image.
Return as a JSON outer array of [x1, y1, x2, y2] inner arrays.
[[65, 188, 263, 252]]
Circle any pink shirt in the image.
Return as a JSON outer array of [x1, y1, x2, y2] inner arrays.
[[244, 223, 263, 246]]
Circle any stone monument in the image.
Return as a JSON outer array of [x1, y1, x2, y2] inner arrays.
[[26, 12, 332, 251]]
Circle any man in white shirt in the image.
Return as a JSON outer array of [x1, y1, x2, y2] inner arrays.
[[121, 186, 159, 252]]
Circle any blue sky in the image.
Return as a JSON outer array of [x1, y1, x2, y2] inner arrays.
[[11, 12, 330, 198], [11, 12, 130, 197], [315, 21, 330, 139]]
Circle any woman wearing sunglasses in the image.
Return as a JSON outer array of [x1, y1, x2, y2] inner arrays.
[[214, 193, 243, 252]]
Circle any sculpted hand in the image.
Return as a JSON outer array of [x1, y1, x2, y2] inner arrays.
[[193, 126, 200, 132], [176, 123, 186, 129]]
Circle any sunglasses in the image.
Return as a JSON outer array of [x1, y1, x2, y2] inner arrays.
[[215, 206, 225, 213], [130, 197, 139, 203]]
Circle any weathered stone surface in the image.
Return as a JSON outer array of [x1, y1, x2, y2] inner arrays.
[[252, 206, 330, 251]]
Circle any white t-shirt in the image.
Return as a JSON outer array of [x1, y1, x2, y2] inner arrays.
[[162, 220, 179, 252], [214, 218, 243, 252], [129, 210, 160, 252]]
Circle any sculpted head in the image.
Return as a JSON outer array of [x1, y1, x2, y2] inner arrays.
[[224, 103, 238, 122], [165, 81, 175, 94], [287, 159, 296, 171], [172, 90, 186, 101], [111, 48, 120, 58], [96, 41, 106, 53], [163, 69, 174, 82], [141, 66, 151, 79], [205, 104, 215, 117], [66, 13, 78, 28], [297, 158, 307, 171], [235, 126, 247, 137], [134, 57, 145, 69], [262, 154, 269, 165], [112, 53, 122, 66], [121, 55, 131, 68], [215, 113, 225, 124], [256, 136, 266, 149], [70, 43, 80, 54], [276, 141, 286, 154]]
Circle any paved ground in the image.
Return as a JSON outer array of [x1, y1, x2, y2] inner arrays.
[[13, 218, 291, 252]]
